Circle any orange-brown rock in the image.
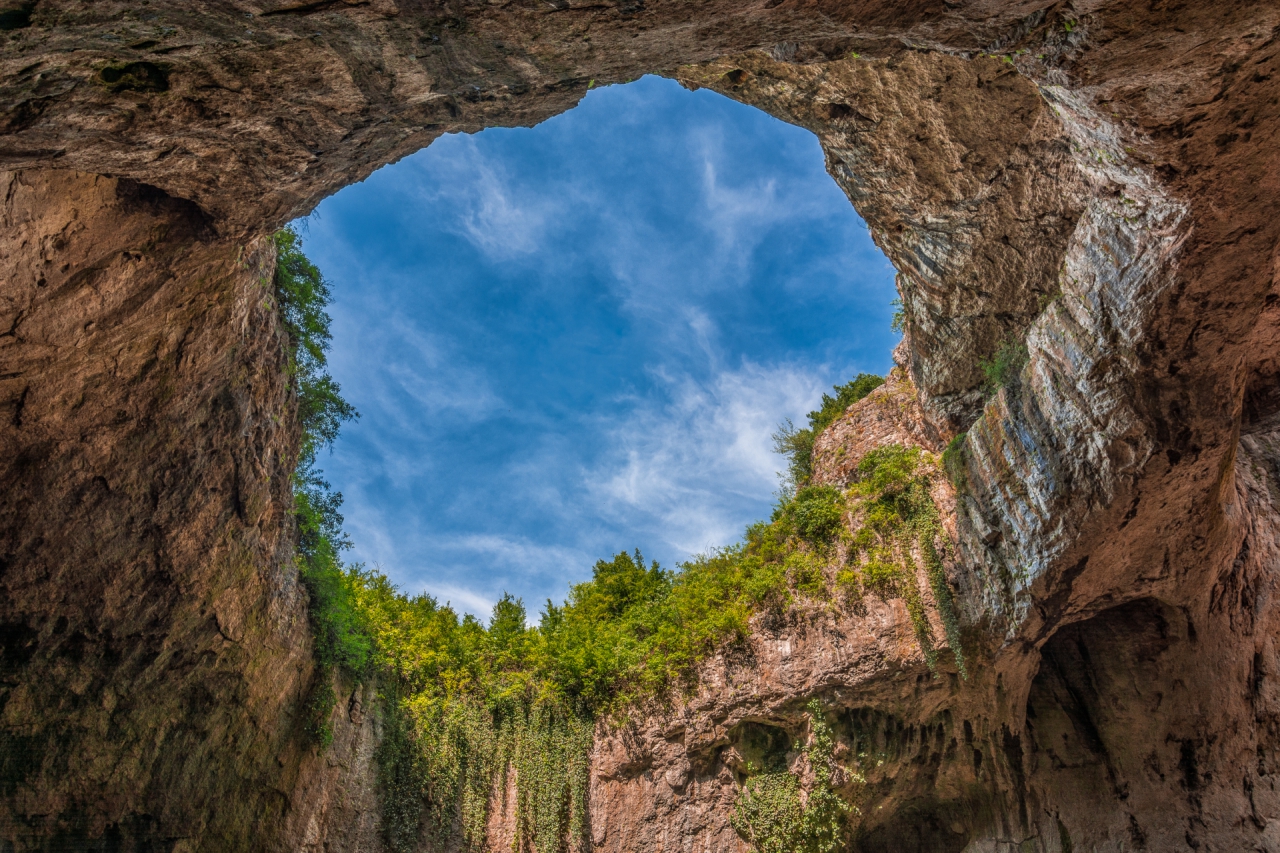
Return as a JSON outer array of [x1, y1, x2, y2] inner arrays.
[[3, 1, 1280, 851], [0, 169, 379, 850]]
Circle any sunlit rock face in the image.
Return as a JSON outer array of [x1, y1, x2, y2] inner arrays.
[[2, 1, 1280, 851]]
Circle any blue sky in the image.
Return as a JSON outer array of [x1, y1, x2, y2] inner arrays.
[[296, 75, 898, 620]]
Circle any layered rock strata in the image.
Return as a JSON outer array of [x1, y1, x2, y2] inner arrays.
[[2, 1, 1279, 851]]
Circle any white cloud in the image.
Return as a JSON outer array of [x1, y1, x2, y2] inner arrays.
[[441, 533, 588, 583], [414, 582, 496, 621], [344, 528, 593, 621], [412, 134, 567, 260], [353, 313, 499, 414], [690, 126, 833, 263], [699, 150, 779, 254], [583, 358, 830, 558]]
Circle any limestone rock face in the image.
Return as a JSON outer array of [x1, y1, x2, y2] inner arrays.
[[2, 1, 1280, 851], [680, 51, 1086, 431], [0, 170, 379, 852]]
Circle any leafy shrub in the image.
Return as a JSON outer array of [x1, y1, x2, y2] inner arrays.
[[812, 375, 885, 437], [846, 447, 933, 658], [772, 421, 816, 494], [784, 550, 828, 601], [942, 433, 969, 492], [843, 444, 967, 676], [773, 374, 884, 492], [295, 476, 370, 676], [730, 700, 852, 853], [853, 445, 922, 496], [785, 485, 845, 542], [834, 568, 862, 604], [979, 337, 1029, 397]]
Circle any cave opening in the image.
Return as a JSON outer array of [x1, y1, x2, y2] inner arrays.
[[1023, 597, 1199, 849], [292, 74, 900, 616], [7, 3, 1268, 849]]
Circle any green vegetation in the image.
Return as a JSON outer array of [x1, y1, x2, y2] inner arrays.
[[842, 445, 965, 674], [345, 546, 796, 853], [291, 444, 962, 850], [271, 235, 965, 852], [979, 336, 1029, 397], [731, 700, 857, 853], [773, 373, 884, 492], [942, 432, 969, 493], [273, 226, 363, 746], [890, 297, 906, 333], [349, 577, 594, 852]]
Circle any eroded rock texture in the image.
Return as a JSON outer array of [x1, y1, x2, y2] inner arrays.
[[2, 0, 1280, 851], [0, 169, 381, 851]]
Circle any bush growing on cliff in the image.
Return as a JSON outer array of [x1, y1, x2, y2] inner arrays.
[[890, 297, 906, 333], [272, 227, 364, 741], [842, 444, 967, 676], [731, 700, 854, 853], [784, 485, 846, 543], [773, 373, 884, 492], [942, 432, 969, 492], [979, 336, 1029, 397]]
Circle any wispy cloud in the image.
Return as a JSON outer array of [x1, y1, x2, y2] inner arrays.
[[584, 358, 829, 557], [691, 125, 834, 262], [699, 150, 779, 255], [411, 135, 568, 260], [345, 525, 593, 621], [415, 582, 496, 621]]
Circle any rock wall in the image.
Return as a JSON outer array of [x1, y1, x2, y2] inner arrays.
[[586, 5, 1280, 849], [2, 1, 1280, 851], [588, 368, 1280, 852], [0, 170, 380, 852]]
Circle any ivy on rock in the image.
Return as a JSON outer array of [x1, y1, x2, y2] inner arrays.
[[731, 700, 860, 853]]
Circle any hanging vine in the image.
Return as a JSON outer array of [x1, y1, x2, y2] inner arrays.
[[731, 700, 861, 853]]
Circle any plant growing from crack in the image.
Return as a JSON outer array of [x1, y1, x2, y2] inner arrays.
[[731, 700, 859, 853], [942, 433, 969, 494], [980, 336, 1029, 398]]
